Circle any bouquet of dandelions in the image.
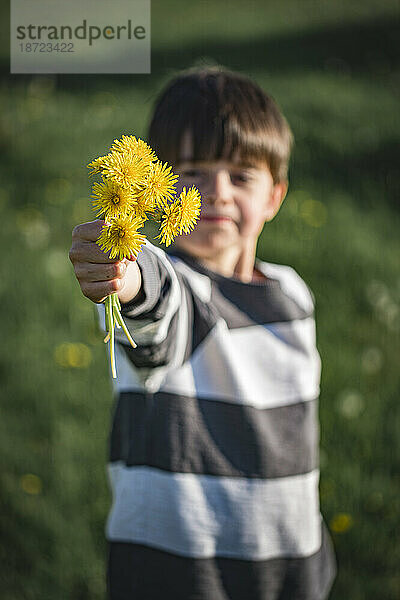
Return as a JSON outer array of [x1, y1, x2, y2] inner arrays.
[[87, 135, 201, 379]]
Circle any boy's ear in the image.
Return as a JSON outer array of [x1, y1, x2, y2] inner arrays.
[[264, 181, 288, 221]]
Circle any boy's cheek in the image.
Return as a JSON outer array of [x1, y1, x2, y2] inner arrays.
[[239, 224, 261, 238], [238, 209, 264, 235]]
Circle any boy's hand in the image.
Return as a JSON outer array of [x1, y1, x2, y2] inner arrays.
[[69, 220, 142, 304]]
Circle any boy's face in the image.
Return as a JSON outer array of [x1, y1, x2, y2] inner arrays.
[[173, 158, 287, 259]]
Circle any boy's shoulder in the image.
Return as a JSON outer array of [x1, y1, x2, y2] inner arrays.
[[254, 259, 315, 313], [140, 240, 212, 302]]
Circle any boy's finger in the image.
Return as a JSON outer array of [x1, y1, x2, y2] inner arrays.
[[72, 219, 108, 242], [70, 240, 117, 264], [76, 261, 127, 282], [81, 279, 123, 303], [84, 242, 117, 264]]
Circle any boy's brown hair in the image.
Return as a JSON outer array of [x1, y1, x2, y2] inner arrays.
[[148, 65, 293, 183]]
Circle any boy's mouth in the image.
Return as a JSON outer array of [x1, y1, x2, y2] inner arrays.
[[200, 215, 234, 223]]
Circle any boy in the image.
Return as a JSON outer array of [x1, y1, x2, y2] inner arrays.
[[70, 66, 336, 599]]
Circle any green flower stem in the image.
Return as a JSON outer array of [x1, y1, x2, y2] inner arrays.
[[103, 293, 137, 379], [112, 294, 137, 349], [105, 294, 117, 379]]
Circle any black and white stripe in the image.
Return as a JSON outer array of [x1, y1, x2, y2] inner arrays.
[[106, 465, 321, 560], [110, 391, 319, 479], [107, 522, 336, 600]]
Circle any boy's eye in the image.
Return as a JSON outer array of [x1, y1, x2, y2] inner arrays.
[[231, 172, 251, 185], [181, 168, 204, 179]]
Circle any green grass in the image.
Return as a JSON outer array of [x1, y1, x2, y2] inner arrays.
[[1, 0, 399, 598]]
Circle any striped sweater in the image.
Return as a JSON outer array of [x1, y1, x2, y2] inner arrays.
[[98, 241, 336, 600]]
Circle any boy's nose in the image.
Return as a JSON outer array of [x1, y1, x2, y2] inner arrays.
[[207, 169, 233, 203]]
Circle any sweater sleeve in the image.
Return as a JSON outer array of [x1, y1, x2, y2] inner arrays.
[[96, 241, 192, 378]]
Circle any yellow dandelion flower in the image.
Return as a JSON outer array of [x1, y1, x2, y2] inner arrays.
[[20, 473, 42, 495], [131, 187, 158, 217], [97, 215, 146, 260], [329, 513, 354, 534], [156, 201, 181, 247], [87, 155, 108, 176], [129, 199, 151, 221], [92, 180, 137, 219], [111, 135, 158, 163], [100, 151, 150, 189], [136, 161, 179, 210], [177, 186, 201, 234], [54, 342, 92, 369]]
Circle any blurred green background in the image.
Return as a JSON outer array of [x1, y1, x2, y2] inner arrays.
[[1, 0, 399, 598]]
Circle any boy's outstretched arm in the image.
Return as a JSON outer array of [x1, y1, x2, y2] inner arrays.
[[69, 220, 142, 305], [69, 219, 190, 374]]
